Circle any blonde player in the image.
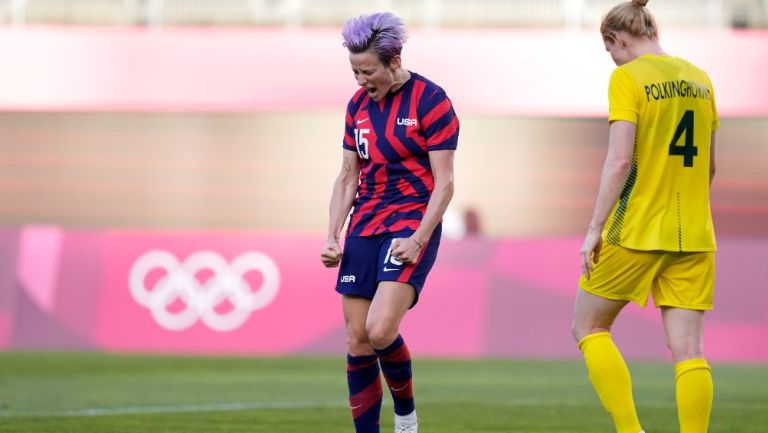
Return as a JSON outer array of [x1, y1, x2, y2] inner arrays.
[[572, 1, 718, 433]]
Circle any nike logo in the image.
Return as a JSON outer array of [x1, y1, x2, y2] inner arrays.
[[356, 118, 369, 125], [350, 404, 363, 410], [390, 385, 408, 392], [383, 267, 400, 272]]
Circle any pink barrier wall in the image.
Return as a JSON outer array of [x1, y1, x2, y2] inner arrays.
[[0, 227, 766, 361], [0, 27, 767, 116]]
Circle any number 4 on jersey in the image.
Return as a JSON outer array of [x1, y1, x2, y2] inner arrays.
[[668, 110, 697, 167]]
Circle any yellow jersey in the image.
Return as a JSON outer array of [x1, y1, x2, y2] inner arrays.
[[605, 54, 718, 252]]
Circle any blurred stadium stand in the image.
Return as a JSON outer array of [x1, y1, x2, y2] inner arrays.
[[0, 114, 765, 237], [0, 0, 766, 28], [0, 1, 765, 237]]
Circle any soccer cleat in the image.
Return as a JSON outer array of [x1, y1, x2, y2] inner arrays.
[[394, 419, 418, 433], [394, 409, 417, 433]]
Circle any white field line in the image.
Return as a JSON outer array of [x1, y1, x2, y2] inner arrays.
[[4, 396, 749, 418], [0, 397, 581, 419], [0, 401, 344, 418]]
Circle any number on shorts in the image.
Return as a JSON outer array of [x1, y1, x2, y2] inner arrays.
[[384, 240, 403, 266]]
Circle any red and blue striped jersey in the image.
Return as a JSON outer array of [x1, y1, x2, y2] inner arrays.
[[342, 72, 460, 237]]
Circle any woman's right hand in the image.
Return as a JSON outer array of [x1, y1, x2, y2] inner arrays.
[[320, 240, 343, 268]]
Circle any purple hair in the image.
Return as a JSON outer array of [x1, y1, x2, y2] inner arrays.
[[342, 12, 408, 66]]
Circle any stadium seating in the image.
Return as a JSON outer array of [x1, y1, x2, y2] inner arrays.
[[1, 0, 766, 28]]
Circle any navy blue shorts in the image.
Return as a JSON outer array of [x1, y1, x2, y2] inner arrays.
[[335, 225, 442, 307]]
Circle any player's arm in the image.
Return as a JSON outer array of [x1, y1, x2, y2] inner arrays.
[[392, 149, 455, 264], [709, 132, 717, 186], [321, 149, 360, 268], [580, 120, 635, 279]]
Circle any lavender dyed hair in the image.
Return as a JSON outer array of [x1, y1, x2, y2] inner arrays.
[[342, 12, 408, 66]]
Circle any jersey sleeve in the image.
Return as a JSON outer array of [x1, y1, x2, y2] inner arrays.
[[608, 67, 640, 124], [419, 88, 460, 151], [342, 97, 358, 152]]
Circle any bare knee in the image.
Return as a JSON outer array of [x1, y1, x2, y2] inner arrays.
[[572, 326, 612, 343], [572, 289, 625, 343], [661, 307, 705, 363], [346, 329, 373, 356], [571, 319, 611, 343], [667, 338, 704, 363], [571, 321, 584, 342], [365, 320, 398, 350]]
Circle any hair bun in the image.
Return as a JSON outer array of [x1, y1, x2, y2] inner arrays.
[[632, 0, 649, 6]]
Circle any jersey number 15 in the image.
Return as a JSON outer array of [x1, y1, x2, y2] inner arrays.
[[354, 128, 370, 160]]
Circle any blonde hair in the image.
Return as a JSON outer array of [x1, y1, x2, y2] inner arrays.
[[601, 0, 658, 41]]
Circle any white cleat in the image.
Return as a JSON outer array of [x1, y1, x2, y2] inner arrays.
[[394, 411, 418, 433], [395, 419, 417, 433]]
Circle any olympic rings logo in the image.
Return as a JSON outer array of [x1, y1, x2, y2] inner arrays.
[[129, 250, 280, 332]]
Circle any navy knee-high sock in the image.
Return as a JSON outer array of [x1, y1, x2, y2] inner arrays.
[[375, 335, 415, 416], [347, 354, 383, 433]]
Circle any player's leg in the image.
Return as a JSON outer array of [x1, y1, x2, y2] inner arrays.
[[662, 307, 712, 433], [572, 288, 643, 433], [367, 281, 417, 432], [655, 251, 715, 433], [344, 295, 383, 433], [337, 235, 386, 433], [367, 227, 440, 433], [574, 243, 663, 433]]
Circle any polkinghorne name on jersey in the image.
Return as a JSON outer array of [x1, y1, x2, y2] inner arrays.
[[644, 79, 711, 102]]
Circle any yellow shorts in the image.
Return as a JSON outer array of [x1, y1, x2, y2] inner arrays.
[[579, 242, 715, 310]]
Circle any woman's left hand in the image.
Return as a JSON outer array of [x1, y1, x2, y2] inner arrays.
[[390, 237, 423, 265]]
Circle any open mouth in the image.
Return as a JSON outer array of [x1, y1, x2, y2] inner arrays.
[[365, 87, 380, 100]]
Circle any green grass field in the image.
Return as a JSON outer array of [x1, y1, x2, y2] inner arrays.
[[0, 352, 765, 433]]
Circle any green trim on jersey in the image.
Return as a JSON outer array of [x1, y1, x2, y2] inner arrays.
[[603, 54, 718, 252], [606, 145, 639, 246]]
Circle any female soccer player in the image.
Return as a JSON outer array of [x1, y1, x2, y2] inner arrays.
[[572, 1, 718, 433], [320, 12, 459, 433]]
